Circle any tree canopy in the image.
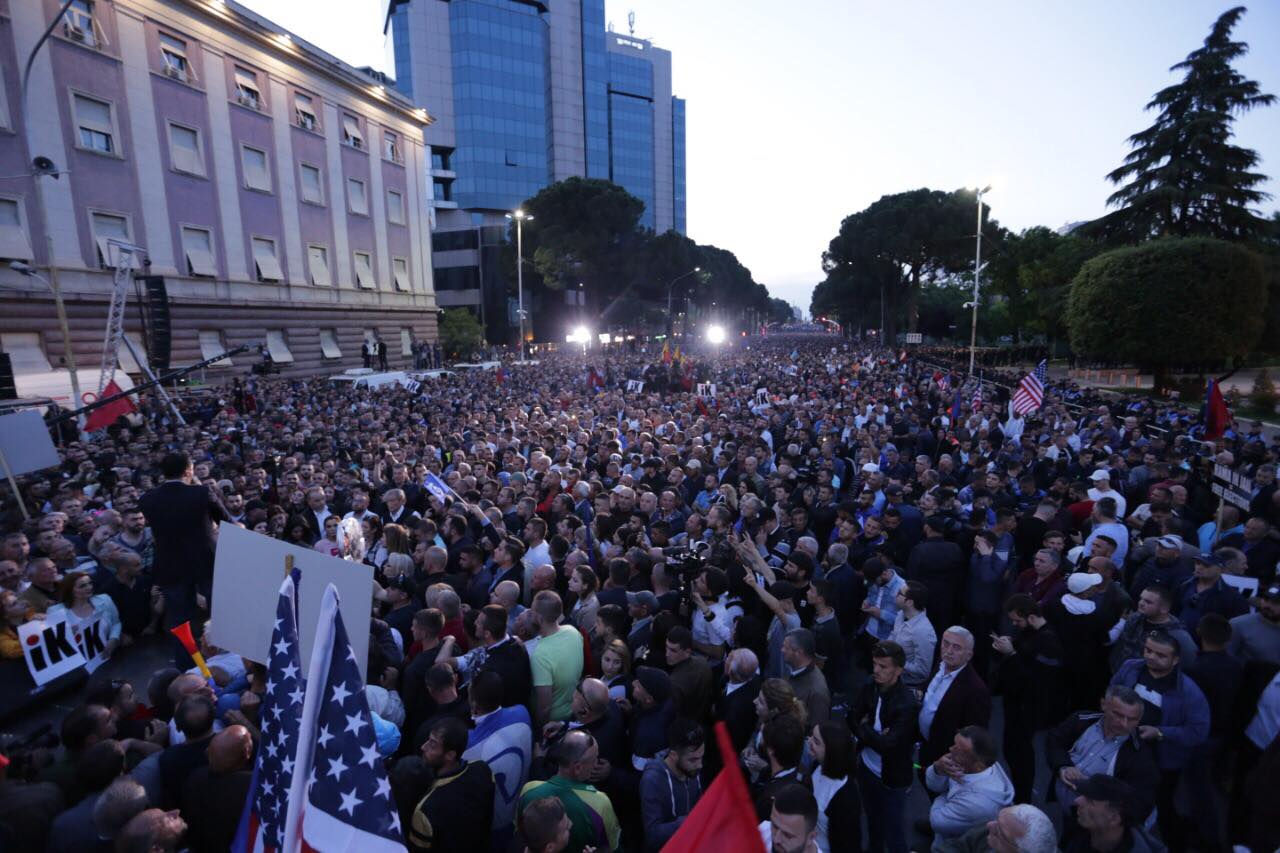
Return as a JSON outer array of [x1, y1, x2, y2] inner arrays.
[[1065, 238, 1267, 382], [1080, 6, 1275, 244]]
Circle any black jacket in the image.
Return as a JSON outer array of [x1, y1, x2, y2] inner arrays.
[[138, 481, 221, 586], [994, 622, 1069, 730], [715, 675, 762, 755], [1046, 712, 1159, 819], [849, 678, 920, 789], [906, 538, 966, 633], [476, 637, 533, 713]]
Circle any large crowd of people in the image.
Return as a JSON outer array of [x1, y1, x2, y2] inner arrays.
[[1, 334, 1278, 853]]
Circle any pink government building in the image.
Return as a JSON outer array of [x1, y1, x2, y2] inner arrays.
[[0, 0, 439, 386]]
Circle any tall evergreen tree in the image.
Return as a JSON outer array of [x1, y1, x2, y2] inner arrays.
[[1083, 6, 1274, 244]]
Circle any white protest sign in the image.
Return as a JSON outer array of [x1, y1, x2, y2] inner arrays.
[[626, 379, 645, 393], [755, 388, 769, 404], [1222, 574, 1259, 597], [0, 410, 61, 477], [20, 616, 87, 685], [696, 382, 717, 398], [73, 616, 110, 674], [211, 523, 375, 679]]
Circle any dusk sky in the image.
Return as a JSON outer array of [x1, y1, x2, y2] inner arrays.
[[244, 1, 1280, 313]]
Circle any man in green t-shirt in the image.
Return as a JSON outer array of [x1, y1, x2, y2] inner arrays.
[[530, 589, 585, 726], [518, 730, 621, 853]]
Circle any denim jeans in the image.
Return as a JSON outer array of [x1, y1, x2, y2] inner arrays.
[[858, 758, 909, 853]]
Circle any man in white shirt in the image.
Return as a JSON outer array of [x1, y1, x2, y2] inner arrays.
[[1088, 470, 1127, 519], [1083, 498, 1130, 566]]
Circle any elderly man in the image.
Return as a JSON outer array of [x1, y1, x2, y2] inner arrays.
[[782, 628, 830, 724], [918, 627, 992, 774], [931, 804, 1057, 853], [715, 648, 762, 753]]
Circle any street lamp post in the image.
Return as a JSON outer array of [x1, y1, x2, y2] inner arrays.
[[665, 267, 700, 337], [506, 210, 533, 358], [21, 0, 81, 409], [967, 185, 991, 375]]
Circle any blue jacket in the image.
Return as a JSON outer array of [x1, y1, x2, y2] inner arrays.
[[639, 752, 702, 852], [1110, 659, 1210, 770], [966, 533, 1014, 615]]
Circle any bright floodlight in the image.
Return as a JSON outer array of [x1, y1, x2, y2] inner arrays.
[[706, 324, 726, 345], [568, 325, 590, 344]]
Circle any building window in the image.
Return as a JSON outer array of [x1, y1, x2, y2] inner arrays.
[[430, 149, 451, 171], [383, 130, 401, 163], [320, 329, 342, 359], [265, 330, 294, 363], [432, 178, 452, 202], [307, 244, 331, 286], [353, 251, 375, 289], [240, 144, 271, 192], [341, 113, 364, 149], [72, 93, 117, 155], [167, 122, 204, 176], [0, 332, 52, 373], [63, 0, 105, 48], [251, 236, 283, 282], [392, 257, 410, 292], [233, 66, 262, 110], [298, 163, 324, 205], [387, 189, 405, 225], [0, 67, 8, 130], [0, 198, 33, 261], [159, 33, 194, 82], [181, 225, 217, 277], [89, 211, 131, 268], [294, 91, 319, 131], [346, 178, 367, 215], [400, 327, 413, 355], [198, 330, 231, 367]]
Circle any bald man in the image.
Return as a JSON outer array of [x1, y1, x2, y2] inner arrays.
[[180, 726, 253, 853], [117, 808, 187, 853]]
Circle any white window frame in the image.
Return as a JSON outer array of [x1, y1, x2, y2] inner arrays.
[[383, 130, 402, 164], [240, 144, 272, 193], [71, 91, 119, 156], [341, 113, 364, 150], [233, 66, 262, 110], [319, 329, 342, 359], [294, 91, 320, 132], [265, 330, 294, 364], [400, 328, 413, 356], [298, 162, 324, 205], [346, 177, 368, 216], [353, 251, 375, 290], [198, 330, 232, 367], [0, 196, 34, 261], [307, 244, 331, 286], [63, 0, 108, 49], [159, 32, 196, 83], [392, 256, 411, 292], [386, 189, 405, 225], [89, 210, 134, 269], [251, 236, 284, 282], [166, 121, 205, 176], [181, 225, 217, 277]]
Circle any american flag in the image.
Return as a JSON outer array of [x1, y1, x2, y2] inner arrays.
[[972, 377, 983, 410], [233, 569, 304, 853], [282, 584, 404, 853], [1012, 359, 1048, 415]]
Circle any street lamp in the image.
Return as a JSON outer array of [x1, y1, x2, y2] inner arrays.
[[666, 267, 700, 337], [505, 209, 533, 358], [968, 185, 991, 375], [706, 324, 726, 345]]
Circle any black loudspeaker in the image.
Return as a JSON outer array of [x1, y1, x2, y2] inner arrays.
[[0, 353, 14, 400], [141, 276, 171, 372]]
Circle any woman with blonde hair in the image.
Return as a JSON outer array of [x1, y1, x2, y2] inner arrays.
[[599, 638, 632, 700], [741, 677, 807, 783], [383, 523, 412, 559]]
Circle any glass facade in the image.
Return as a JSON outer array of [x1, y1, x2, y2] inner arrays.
[[672, 97, 686, 234], [449, 0, 551, 211], [390, 4, 413, 101], [607, 53, 656, 230], [580, 0, 610, 179]]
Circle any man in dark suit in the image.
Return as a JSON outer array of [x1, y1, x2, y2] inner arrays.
[[715, 648, 762, 754], [180, 725, 253, 853], [907, 517, 967, 636], [470, 605, 533, 712], [377, 336, 388, 370], [917, 626, 992, 775], [138, 453, 223, 663]]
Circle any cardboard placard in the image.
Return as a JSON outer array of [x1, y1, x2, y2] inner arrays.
[[0, 410, 61, 477], [696, 383, 717, 398], [20, 616, 88, 686], [73, 616, 109, 674], [626, 380, 644, 394], [210, 523, 375, 679], [1222, 574, 1259, 597], [1212, 464, 1252, 512]]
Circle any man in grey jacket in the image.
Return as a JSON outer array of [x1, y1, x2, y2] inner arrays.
[[888, 580, 938, 691], [925, 726, 1014, 849]]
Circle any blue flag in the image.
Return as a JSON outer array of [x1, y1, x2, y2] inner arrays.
[[423, 471, 452, 503]]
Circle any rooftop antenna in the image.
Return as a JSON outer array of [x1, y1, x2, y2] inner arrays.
[[628, 10, 635, 35]]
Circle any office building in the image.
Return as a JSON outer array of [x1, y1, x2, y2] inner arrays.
[[383, 0, 686, 338], [0, 0, 438, 387]]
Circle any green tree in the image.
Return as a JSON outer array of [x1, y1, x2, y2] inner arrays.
[[437, 308, 485, 359], [1081, 7, 1275, 244], [822, 188, 990, 337], [767, 297, 795, 324], [985, 227, 1103, 346], [1066, 238, 1267, 389]]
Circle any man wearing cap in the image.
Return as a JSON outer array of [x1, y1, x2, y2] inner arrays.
[[1128, 535, 1194, 599], [626, 590, 659, 659], [1071, 774, 1164, 853], [1107, 586, 1197, 673], [1110, 630, 1210, 849], [1087, 470, 1127, 519], [1228, 584, 1280, 665], [1047, 572, 1114, 711], [629, 667, 675, 771], [1173, 551, 1249, 634]]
